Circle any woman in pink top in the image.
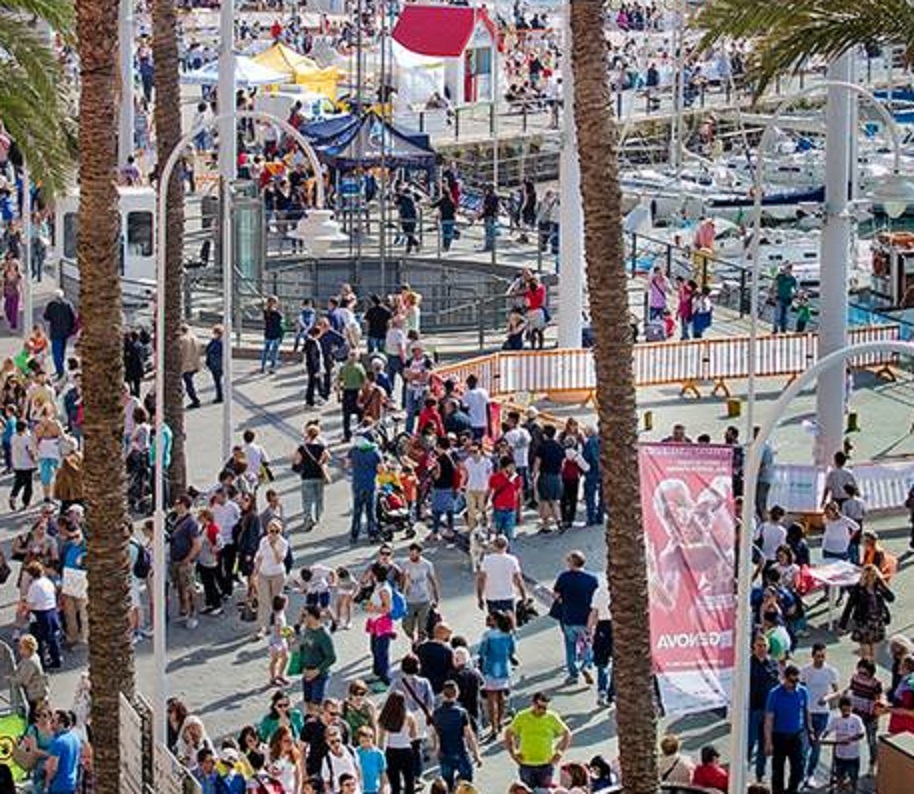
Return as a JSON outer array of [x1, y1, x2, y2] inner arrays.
[[648, 266, 670, 321], [676, 277, 696, 340]]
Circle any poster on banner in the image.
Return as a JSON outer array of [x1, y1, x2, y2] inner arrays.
[[639, 443, 737, 716]]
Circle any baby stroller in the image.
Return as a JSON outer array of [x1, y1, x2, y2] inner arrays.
[[376, 484, 416, 542]]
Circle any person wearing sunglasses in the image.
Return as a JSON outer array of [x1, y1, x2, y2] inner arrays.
[[321, 728, 362, 794], [258, 690, 305, 745], [764, 663, 813, 794]]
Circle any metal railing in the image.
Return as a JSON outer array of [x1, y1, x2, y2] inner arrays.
[[184, 254, 528, 340]]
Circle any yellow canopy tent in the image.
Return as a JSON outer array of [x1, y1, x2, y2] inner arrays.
[[252, 42, 341, 99]]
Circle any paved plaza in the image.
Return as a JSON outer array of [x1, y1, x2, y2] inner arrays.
[[0, 295, 912, 791]]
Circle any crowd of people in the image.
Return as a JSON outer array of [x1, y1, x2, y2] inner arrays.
[[4, 256, 914, 793]]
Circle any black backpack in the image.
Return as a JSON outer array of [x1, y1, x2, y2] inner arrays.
[[131, 539, 152, 579]]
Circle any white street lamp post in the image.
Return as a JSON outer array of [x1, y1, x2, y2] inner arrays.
[[22, 163, 32, 334], [733, 82, 911, 794], [118, 0, 135, 170], [744, 80, 909, 447], [734, 340, 914, 794], [556, 1, 585, 348], [817, 54, 855, 467], [217, 0, 237, 460], [153, 110, 327, 759]]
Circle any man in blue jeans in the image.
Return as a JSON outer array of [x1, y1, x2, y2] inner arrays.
[[42, 290, 77, 380], [749, 634, 780, 783], [800, 643, 840, 788], [432, 681, 481, 790], [773, 263, 798, 334], [348, 427, 382, 543], [765, 663, 813, 794], [552, 550, 598, 685]]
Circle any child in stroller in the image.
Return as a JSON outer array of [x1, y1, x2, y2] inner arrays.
[[376, 460, 416, 541]]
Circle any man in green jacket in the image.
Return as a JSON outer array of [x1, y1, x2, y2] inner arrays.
[[337, 349, 367, 442], [299, 604, 337, 714]]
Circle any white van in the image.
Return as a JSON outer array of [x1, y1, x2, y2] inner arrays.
[[55, 186, 156, 307]]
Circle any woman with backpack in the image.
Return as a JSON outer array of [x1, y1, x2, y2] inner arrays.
[[365, 563, 395, 691]]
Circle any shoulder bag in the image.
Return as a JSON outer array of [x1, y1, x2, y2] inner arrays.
[[401, 675, 436, 731], [301, 443, 331, 485]]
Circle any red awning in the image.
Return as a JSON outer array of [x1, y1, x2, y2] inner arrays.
[[392, 4, 496, 58]]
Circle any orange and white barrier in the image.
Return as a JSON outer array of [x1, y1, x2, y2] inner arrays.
[[433, 325, 902, 400]]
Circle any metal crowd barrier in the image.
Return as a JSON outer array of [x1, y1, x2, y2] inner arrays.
[[432, 325, 902, 400]]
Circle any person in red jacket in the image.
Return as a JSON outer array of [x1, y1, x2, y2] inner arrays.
[[417, 397, 445, 439], [691, 745, 729, 793]]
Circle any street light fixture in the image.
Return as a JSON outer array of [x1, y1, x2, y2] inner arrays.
[[152, 109, 327, 761], [734, 79, 910, 794]]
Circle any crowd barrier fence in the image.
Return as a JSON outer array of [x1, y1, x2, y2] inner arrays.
[[433, 325, 902, 400]]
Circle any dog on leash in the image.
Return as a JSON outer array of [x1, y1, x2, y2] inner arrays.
[[468, 526, 490, 572], [514, 597, 539, 627]]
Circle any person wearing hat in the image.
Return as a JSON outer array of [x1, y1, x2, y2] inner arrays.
[[504, 691, 571, 790], [215, 745, 246, 793], [347, 424, 382, 543], [403, 342, 433, 434], [692, 745, 729, 792]]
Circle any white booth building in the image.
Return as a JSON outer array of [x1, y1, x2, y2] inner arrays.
[[392, 3, 500, 105]]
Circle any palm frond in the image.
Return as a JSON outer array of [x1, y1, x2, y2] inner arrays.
[[0, 0, 73, 41], [0, 15, 64, 100], [696, 0, 914, 94], [0, 0, 74, 194]]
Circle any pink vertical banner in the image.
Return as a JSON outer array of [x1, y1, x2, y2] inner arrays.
[[638, 443, 737, 715]]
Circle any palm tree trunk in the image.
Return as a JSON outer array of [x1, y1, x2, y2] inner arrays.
[[153, 0, 187, 495], [75, 0, 135, 788], [569, 2, 659, 792]]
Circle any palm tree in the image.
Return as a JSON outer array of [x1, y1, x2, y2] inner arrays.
[[152, 0, 188, 494], [696, 0, 907, 92], [0, 0, 75, 191], [569, 2, 659, 793], [75, 0, 135, 788]]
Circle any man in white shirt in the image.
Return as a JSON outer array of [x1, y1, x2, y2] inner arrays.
[[122, 384, 142, 450], [299, 563, 336, 622], [821, 450, 856, 510], [476, 536, 526, 614], [322, 728, 362, 794], [463, 375, 490, 442], [241, 429, 270, 487], [503, 410, 532, 515], [754, 505, 787, 562], [588, 578, 614, 706], [210, 487, 242, 597], [462, 442, 493, 531], [800, 642, 840, 788]]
